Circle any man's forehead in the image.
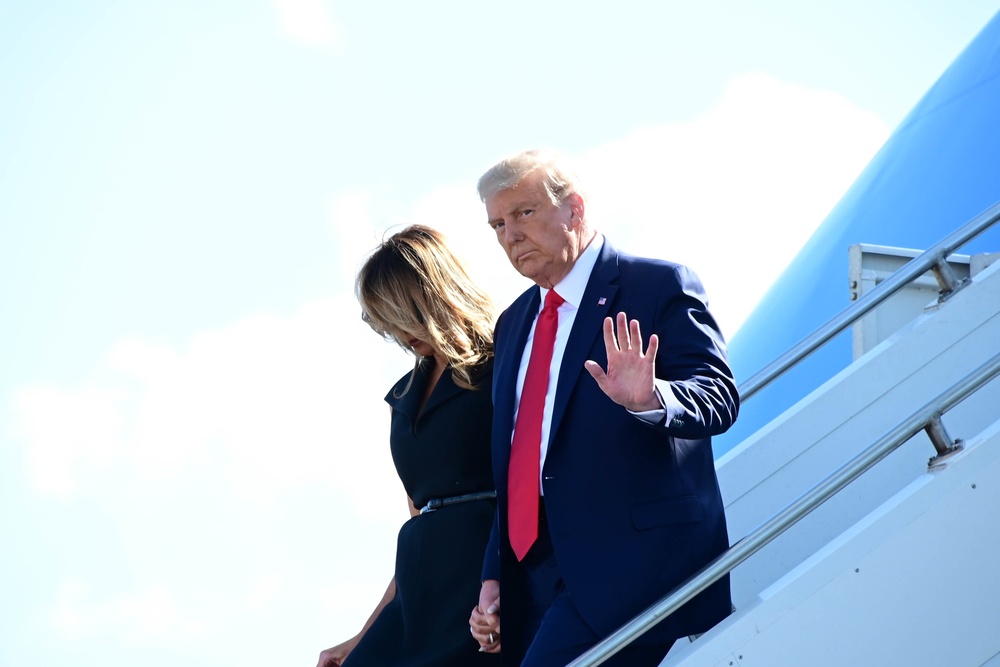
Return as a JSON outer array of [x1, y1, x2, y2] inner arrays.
[[487, 176, 547, 211]]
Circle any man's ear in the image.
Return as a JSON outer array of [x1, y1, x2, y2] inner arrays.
[[565, 192, 586, 228]]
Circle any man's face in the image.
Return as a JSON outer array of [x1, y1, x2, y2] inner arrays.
[[485, 171, 584, 289]]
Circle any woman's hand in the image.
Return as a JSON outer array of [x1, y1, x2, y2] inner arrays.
[[316, 636, 359, 667]]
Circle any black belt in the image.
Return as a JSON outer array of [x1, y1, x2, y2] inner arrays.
[[419, 490, 496, 514]]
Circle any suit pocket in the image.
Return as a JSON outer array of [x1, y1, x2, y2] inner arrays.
[[630, 495, 704, 530]]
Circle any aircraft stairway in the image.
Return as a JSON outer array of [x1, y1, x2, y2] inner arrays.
[[658, 247, 1000, 666]]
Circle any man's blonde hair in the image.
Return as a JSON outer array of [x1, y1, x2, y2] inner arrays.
[[477, 148, 586, 205]]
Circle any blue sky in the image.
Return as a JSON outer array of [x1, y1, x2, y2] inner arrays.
[[1, 1, 997, 665]]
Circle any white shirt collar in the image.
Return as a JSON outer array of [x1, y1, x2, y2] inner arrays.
[[539, 234, 605, 309]]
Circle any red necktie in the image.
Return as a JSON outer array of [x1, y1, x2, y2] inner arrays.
[[509, 289, 564, 561]]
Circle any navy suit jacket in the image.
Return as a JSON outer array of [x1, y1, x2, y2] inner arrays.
[[482, 239, 738, 658]]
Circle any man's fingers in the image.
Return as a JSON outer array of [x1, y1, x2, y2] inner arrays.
[[646, 332, 659, 360], [629, 318, 643, 353], [607, 313, 652, 355], [616, 312, 630, 350], [584, 360, 607, 385], [602, 316, 617, 352]]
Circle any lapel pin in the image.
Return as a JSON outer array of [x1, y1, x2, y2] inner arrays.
[[598, 297, 607, 305]]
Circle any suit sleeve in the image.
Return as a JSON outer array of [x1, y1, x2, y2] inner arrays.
[[651, 263, 739, 437], [481, 506, 500, 582]]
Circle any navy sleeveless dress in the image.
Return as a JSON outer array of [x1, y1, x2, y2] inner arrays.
[[343, 358, 499, 666]]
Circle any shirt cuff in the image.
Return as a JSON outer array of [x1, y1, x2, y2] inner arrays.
[[628, 386, 666, 423]]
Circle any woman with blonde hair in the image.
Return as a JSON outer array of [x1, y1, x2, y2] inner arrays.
[[317, 225, 500, 666]]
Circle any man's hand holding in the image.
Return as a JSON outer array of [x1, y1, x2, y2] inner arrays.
[[469, 579, 501, 653]]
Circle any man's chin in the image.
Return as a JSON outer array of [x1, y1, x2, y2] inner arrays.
[[510, 260, 535, 281]]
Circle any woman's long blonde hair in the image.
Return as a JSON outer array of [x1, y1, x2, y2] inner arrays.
[[356, 225, 495, 392]]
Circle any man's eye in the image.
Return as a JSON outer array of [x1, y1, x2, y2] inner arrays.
[[493, 221, 505, 230], [518, 209, 533, 218]]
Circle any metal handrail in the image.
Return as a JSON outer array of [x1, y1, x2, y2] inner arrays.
[[740, 199, 1000, 402], [569, 349, 1000, 667]]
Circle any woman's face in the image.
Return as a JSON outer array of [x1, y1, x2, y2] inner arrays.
[[401, 332, 435, 358], [395, 302, 436, 359]]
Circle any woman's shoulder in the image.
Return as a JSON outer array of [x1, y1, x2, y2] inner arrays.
[[383, 363, 423, 407], [468, 354, 495, 386]]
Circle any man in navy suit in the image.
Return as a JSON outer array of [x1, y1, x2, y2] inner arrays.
[[468, 149, 739, 666]]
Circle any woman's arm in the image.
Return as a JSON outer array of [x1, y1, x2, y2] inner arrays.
[[316, 496, 417, 667]]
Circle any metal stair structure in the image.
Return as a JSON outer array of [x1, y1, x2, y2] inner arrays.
[[657, 240, 1000, 667]]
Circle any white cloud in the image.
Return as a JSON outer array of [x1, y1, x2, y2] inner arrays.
[[243, 573, 286, 610], [577, 72, 889, 339], [329, 191, 387, 286], [271, 0, 345, 51], [23, 295, 407, 653], [17, 385, 124, 498], [51, 577, 206, 642], [17, 295, 406, 522]]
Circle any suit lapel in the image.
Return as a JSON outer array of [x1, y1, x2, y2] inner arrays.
[[549, 242, 621, 448], [494, 287, 541, 473], [386, 358, 466, 430], [419, 368, 464, 418], [385, 364, 425, 425]]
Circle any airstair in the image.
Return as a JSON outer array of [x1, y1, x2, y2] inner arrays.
[[569, 203, 1000, 667]]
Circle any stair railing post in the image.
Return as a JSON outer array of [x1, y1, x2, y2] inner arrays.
[[931, 254, 966, 301], [924, 413, 963, 466]]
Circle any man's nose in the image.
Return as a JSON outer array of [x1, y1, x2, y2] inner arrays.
[[503, 220, 521, 244]]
